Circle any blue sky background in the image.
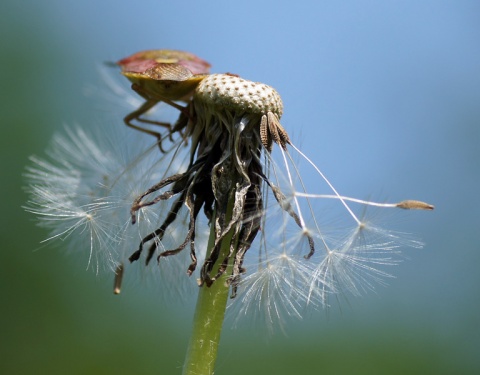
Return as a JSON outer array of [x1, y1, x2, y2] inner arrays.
[[2, 1, 479, 374]]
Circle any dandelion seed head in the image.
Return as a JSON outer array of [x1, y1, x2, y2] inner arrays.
[[25, 50, 433, 331]]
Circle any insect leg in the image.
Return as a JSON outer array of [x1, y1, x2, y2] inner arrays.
[[123, 98, 173, 152]]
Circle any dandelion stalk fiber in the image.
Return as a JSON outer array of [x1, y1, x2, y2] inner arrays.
[[183, 189, 237, 375]]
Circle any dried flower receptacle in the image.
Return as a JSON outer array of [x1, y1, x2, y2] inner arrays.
[[127, 72, 317, 295]]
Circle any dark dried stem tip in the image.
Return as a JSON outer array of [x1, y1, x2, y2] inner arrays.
[[113, 263, 124, 295]]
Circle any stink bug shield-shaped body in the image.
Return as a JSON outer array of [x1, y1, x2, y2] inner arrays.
[[117, 50, 211, 145]]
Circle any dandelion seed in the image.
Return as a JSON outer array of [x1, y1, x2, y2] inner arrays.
[[231, 253, 316, 333], [397, 200, 435, 210]]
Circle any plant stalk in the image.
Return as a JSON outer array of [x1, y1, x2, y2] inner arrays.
[[182, 192, 237, 375]]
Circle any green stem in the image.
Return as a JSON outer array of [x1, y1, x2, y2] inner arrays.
[[182, 195, 236, 375]]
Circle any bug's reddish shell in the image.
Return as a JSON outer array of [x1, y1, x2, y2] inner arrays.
[[117, 49, 211, 76]]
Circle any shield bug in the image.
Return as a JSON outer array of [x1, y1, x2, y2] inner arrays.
[[117, 50, 211, 147]]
